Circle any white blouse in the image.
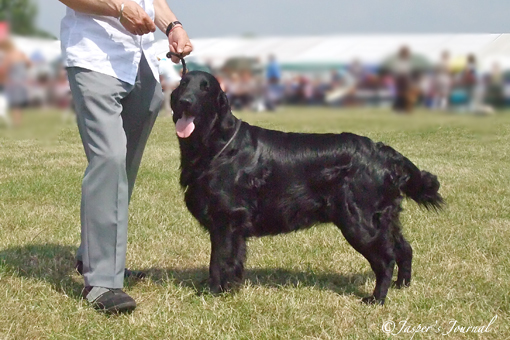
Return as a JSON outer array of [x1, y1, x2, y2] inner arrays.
[[60, 0, 160, 85]]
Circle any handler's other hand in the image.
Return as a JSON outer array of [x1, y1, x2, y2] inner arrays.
[[120, 0, 156, 35], [168, 27, 193, 64]]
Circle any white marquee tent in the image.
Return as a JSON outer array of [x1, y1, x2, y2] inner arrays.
[[13, 33, 510, 72], [154, 33, 510, 72], [12, 36, 62, 63]]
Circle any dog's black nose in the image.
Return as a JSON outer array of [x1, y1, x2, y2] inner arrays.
[[179, 97, 193, 108]]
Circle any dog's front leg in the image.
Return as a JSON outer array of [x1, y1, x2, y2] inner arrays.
[[208, 227, 236, 294]]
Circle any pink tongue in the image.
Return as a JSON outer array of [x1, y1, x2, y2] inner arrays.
[[175, 116, 195, 138]]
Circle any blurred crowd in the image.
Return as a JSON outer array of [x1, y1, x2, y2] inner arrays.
[[2, 36, 510, 128], [0, 36, 72, 127], [206, 46, 510, 115]]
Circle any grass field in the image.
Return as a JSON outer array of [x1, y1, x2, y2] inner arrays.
[[0, 107, 509, 339]]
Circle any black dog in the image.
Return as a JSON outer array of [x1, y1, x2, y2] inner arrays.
[[170, 71, 443, 305]]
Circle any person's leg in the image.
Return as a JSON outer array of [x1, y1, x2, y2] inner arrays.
[[68, 67, 133, 290], [74, 54, 163, 272], [122, 54, 163, 201]]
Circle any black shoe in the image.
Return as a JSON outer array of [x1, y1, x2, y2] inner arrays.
[[83, 286, 137, 314], [75, 260, 146, 279]]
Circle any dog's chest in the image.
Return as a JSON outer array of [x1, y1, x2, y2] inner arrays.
[[183, 173, 234, 217]]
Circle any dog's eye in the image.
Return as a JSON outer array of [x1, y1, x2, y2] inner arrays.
[[200, 80, 210, 91]]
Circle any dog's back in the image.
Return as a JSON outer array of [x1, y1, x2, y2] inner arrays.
[[227, 125, 442, 237]]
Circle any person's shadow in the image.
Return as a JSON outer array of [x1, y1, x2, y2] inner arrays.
[[0, 243, 372, 300], [0, 243, 84, 299]]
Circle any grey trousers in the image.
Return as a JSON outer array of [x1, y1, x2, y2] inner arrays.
[[67, 54, 163, 289]]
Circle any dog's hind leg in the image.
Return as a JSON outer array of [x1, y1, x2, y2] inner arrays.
[[333, 205, 396, 305], [361, 243, 396, 305], [393, 231, 412, 289], [382, 203, 412, 289]]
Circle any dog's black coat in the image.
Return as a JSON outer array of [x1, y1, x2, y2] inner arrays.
[[171, 71, 443, 305]]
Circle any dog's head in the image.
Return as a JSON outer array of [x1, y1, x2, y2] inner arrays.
[[171, 71, 230, 140]]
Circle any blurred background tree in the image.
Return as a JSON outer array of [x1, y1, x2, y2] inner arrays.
[[0, 0, 54, 38]]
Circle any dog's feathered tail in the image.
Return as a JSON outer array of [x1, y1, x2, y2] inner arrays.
[[377, 143, 444, 211], [399, 156, 444, 211]]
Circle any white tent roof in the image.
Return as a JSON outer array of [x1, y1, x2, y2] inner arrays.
[[12, 33, 509, 71], [155, 33, 505, 70], [12, 36, 62, 63]]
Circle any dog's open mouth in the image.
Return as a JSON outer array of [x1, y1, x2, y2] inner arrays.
[[175, 114, 195, 138]]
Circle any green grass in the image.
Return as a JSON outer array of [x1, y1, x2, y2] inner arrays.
[[0, 107, 509, 339]]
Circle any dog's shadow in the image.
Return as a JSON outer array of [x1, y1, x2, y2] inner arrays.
[[141, 266, 373, 299], [0, 244, 372, 300]]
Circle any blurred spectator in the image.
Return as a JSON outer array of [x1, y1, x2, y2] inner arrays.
[[0, 92, 7, 126], [462, 54, 478, 104], [349, 59, 365, 84], [51, 65, 74, 120], [226, 72, 242, 109], [359, 72, 383, 107], [240, 70, 257, 110], [282, 75, 301, 104], [484, 62, 505, 109], [265, 54, 282, 111], [300, 76, 314, 104], [266, 54, 281, 84], [31, 68, 51, 109], [2, 38, 31, 125], [226, 71, 256, 111], [341, 60, 393, 108], [460, 54, 493, 114], [392, 46, 415, 113], [324, 68, 356, 106], [345, 59, 366, 106], [430, 51, 452, 111], [0, 40, 10, 126], [378, 69, 396, 107], [504, 74, 510, 107]]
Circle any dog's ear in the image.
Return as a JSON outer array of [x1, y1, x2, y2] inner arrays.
[[217, 91, 230, 115]]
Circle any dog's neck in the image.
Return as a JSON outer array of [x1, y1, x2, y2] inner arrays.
[[211, 117, 242, 161], [217, 112, 239, 139], [178, 112, 242, 188]]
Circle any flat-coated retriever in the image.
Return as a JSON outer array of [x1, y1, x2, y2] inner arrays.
[[170, 71, 443, 305]]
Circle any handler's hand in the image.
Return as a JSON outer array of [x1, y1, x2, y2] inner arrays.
[[120, 1, 156, 35], [168, 27, 193, 63]]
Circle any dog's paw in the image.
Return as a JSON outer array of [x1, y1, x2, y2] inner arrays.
[[207, 278, 223, 295], [361, 296, 385, 305], [208, 285, 223, 295], [208, 281, 237, 295], [392, 279, 411, 289]]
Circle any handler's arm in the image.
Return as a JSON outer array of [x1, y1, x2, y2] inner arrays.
[[59, 0, 156, 35], [153, 0, 192, 63]]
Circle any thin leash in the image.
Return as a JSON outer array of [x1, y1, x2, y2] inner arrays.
[[211, 119, 243, 161], [167, 51, 187, 75]]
